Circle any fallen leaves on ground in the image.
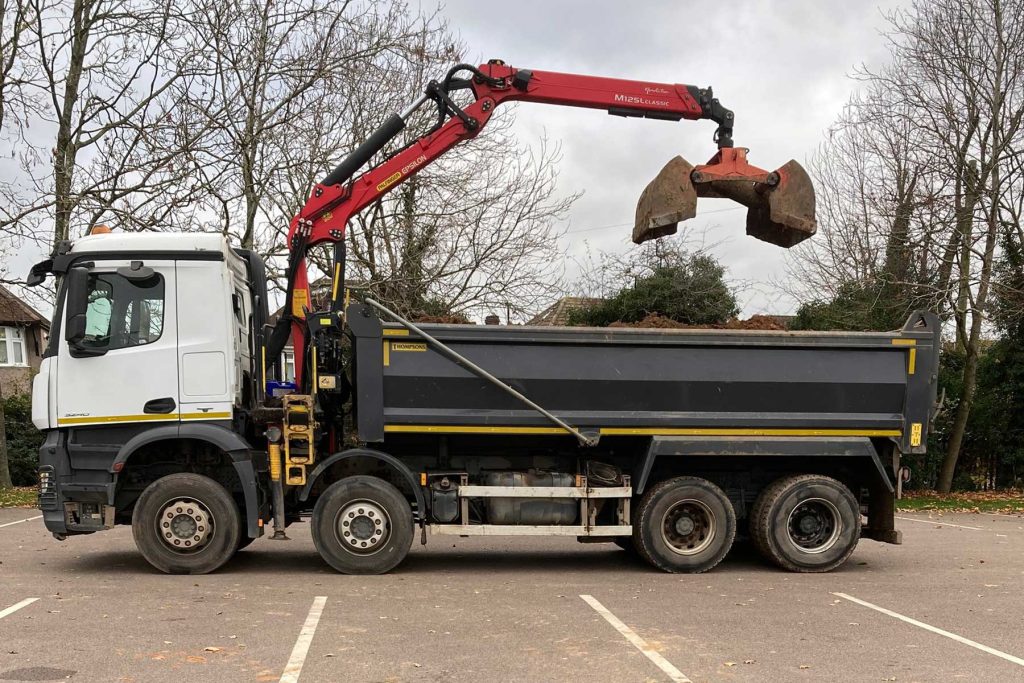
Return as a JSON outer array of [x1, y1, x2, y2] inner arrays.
[[897, 489, 1024, 514], [0, 487, 36, 508]]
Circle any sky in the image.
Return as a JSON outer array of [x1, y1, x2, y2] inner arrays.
[[4, 0, 904, 318], [436, 0, 904, 316]]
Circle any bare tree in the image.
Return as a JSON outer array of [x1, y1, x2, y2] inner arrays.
[[262, 21, 576, 320], [791, 0, 1024, 491], [0, 0, 201, 256], [787, 86, 943, 317], [172, 0, 438, 254], [0, 0, 34, 135]]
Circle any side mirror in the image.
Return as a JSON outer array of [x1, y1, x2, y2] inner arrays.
[[26, 259, 53, 287], [63, 265, 90, 346]]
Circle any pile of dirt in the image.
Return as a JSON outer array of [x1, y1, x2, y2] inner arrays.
[[411, 313, 474, 324], [607, 313, 787, 331]]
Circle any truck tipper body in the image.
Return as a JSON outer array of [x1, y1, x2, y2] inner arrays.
[[30, 231, 940, 575]]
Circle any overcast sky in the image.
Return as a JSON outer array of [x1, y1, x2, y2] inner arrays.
[[438, 0, 904, 316], [6, 0, 904, 318]]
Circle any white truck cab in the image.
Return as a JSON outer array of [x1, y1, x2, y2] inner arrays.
[[33, 233, 255, 431], [29, 232, 270, 556]]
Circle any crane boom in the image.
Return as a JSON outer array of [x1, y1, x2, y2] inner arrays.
[[272, 60, 815, 386]]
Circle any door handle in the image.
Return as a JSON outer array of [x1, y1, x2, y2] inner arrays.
[[144, 397, 176, 414]]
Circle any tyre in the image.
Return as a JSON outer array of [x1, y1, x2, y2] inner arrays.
[[131, 473, 241, 575], [750, 474, 860, 573], [633, 476, 736, 573], [311, 475, 413, 575]]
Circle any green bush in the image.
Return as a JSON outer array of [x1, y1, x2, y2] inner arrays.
[[3, 393, 41, 486], [568, 254, 738, 327]]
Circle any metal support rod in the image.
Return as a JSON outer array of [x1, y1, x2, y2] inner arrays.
[[362, 296, 598, 447]]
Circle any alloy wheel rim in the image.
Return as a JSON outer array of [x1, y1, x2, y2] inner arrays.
[[157, 498, 214, 553], [335, 499, 391, 555], [661, 499, 716, 556], [786, 497, 842, 554]]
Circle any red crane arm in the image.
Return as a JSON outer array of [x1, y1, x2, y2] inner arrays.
[[280, 61, 733, 385]]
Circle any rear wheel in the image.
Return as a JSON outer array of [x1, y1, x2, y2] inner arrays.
[[634, 476, 736, 573], [132, 473, 241, 575], [311, 475, 413, 575], [750, 474, 860, 573]]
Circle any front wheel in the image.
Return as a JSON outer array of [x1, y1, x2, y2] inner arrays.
[[750, 474, 861, 573], [311, 475, 414, 575], [634, 476, 736, 573], [131, 473, 241, 575]]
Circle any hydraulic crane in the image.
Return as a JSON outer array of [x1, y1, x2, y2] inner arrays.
[[268, 60, 816, 390]]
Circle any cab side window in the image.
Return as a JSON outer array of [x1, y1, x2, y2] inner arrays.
[[80, 272, 165, 352]]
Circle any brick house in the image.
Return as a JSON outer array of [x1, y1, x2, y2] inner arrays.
[[0, 284, 50, 395]]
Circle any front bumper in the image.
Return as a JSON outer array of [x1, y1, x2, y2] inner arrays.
[[38, 430, 116, 536]]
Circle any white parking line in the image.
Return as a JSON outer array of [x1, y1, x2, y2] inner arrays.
[[896, 516, 982, 531], [279, 596, 327, 683], [580, 594, 691, 683], [0, 515, 42, 529], [0, 598, 39, 620], [833, 593, 1024, 667]]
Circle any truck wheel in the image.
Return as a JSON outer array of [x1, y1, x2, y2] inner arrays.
[[750, 474, 860, 573], [311, 475, 413, 575], [131, 473, 241, 575], [633, 476, 736, 573]]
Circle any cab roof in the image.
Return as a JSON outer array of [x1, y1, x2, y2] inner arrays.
[[70, 231, 237, 258]]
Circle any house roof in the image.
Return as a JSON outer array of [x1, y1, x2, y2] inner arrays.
[[0, 284, 49, 329], [526, 297, 602, 326]]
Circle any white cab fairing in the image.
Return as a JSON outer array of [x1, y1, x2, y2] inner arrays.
[[176, 259, 235, 419]]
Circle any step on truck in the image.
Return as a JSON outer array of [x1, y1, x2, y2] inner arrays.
[[28, 61, 939, 575]]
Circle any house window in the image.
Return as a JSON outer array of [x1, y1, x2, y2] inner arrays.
[[281, 350, 295, 383], [0, 326, 26, 366]]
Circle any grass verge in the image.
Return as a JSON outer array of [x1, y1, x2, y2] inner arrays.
[[0, 486, 37, 508], [897, 489, 1024, 514]]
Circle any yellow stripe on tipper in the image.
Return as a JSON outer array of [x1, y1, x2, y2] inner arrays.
[[598, 427, 902, 437], [382, 425, 903, 438], [382, 341, 390, 366], [382, 329, 410, 337], [892, 338, 917, 374]]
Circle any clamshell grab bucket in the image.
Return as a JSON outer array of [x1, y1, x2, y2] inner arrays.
[[633, 148, 817, 248]]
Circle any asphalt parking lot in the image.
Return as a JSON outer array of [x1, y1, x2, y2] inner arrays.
[[1, 508, 1023, 682]]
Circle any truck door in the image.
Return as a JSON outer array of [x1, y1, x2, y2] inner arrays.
[[56, 260, 179, 427]]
